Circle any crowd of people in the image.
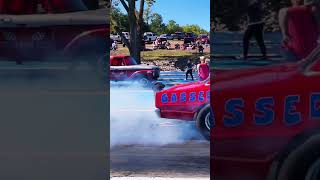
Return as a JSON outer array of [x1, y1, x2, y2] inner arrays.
[[243, 0, 320, 61]]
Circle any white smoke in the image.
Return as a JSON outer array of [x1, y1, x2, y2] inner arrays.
[[110, 83, 203, 148]]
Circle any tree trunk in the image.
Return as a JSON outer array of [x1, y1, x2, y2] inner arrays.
[[128, 0, 140, 64]]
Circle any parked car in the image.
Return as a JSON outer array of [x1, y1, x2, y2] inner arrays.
[[198, 34, 210, 44], [171, 34, 177, 40], [153, 37, 170, 50], [159, 34, 167, 38], [155, 77, 211, 140], [122, 32, 130, 40], [0, 0, 108, 68], [211, 46, 320, 179], [174, 32, 185, 40], [144, 32, 157, 43], [165, 34, 174, 40], [110, 55, 160, 85], [183, 37, 196, 49], [185, 32, 195, 38], [110, 33, 122, 43]]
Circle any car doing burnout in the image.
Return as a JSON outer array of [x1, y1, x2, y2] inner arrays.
[[110, 55, 160, 84], [0, 0, 108, 67], [155, 78, 211, 140], [211, 47, 320, 180]]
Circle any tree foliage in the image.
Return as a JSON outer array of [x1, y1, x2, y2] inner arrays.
[[149, 13, 166, 34]]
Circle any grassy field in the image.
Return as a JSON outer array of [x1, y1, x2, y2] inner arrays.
[[111, 47, 209, 61]]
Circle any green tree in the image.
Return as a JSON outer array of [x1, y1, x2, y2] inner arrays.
[[112, 0, 155, 64], [182, 25, 208, 36], [110, 6, 128, 33], [150, 13, 166, 35], [166, 20, 181, 34]]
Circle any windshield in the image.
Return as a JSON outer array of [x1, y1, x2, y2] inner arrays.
[[0, 0, 99, 15]]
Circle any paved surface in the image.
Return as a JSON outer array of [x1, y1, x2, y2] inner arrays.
[[111, 178, 208, 180], [111, 142, 210, 178]]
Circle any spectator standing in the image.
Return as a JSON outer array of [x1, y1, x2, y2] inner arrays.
[[243, 0, 267, 59], [185, 60, 194, 81], [197, 56, 210, 81], [279, 0, 320, 60]]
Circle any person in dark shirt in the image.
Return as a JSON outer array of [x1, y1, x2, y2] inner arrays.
[[185, 60, 194, 81], [243, 0, 267, 59]]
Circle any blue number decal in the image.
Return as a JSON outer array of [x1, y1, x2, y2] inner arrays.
[[206, 91, 210, 102]]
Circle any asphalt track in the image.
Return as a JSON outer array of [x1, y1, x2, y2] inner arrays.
[[110, 71, 210, 179]]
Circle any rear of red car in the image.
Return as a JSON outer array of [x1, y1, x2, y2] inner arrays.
[[155, 79, 211, 139]]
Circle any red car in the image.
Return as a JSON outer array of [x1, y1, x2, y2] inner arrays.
[[198, 34, 210, 44], [0, 0, 108, 66], [110, 55, 160, 85], [211, 47, 320, 179], [155, 78, 211, 140]]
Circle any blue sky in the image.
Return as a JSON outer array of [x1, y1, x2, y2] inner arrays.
[[116, 0, 210, 31], [151, 0, 210, 31]]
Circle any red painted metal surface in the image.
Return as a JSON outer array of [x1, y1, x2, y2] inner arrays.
[[110, 55, 160, 81], [211, 52, 320, 179], [155, 78, 210, 120]]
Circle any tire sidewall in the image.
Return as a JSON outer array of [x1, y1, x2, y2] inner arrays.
[[132, 74, 150, 87], [195, 104, 211, 141], [277, 134, 320, 180]]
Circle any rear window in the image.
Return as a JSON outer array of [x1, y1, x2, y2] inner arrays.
[[0, 0, 99, 15], [124, 57, 137, 65]]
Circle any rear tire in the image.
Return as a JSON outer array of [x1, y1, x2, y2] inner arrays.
[[195, 104, 212, 141], [276, 134, 320, 180], [132, 75, 150, 87]]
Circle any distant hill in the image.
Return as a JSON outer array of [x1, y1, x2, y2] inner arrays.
[[212, 0, 291, 32]]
